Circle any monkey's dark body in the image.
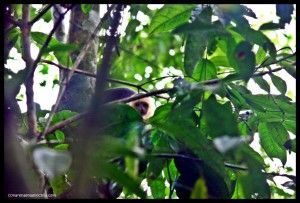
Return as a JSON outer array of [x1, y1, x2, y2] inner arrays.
[[103, 88, 136, 103], [97, 87, 152, 198]]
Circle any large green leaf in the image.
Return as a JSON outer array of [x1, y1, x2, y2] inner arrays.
[[148, 5, 195, 34], [232, 146, 270, 198], [232, 41, 255, 81], [150, 104, 227, 182], [258, 122, 288, 165], [253, 76, 270, 93], [242, 94, 295, 117], [183, 33, 207, 77], [270, 73, 287, 95], [149, 179, 166, 199], [280, 61, 296, 78], [202, 95, 239, 138], [190, 178, 208, 199], [192, 59, 217, 82], [98, 161, 146, 198], [50, 175, 70, 196], [81, 4, 92, 14], [210, 55, 230, 67], [31, 31, 78, 53], [230, 26, 276, 58]]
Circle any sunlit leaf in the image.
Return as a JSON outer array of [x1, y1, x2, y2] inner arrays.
[[190, 178, 208, 199], [81, 4, 92, 14], [149, 179, 166, 199], [49, 175, 70, 196], [270, 73, 287, 95], [54, 130, 65, 143], [258, 122, 288, 165], [192, 59, 217, 82], [202, 95, 239, 138], [149, 5, 195, 34], [253, 76, 270, 93]]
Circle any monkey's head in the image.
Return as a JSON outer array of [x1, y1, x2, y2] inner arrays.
[[104, 88, 155, 120]]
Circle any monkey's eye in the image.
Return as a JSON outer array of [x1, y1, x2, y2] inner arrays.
[[134, 102, 149, 115]]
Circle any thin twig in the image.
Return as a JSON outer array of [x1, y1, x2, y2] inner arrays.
[[29, 4, 54, 26], [38, 112, 87, 137], [40, 59, 148, 92], [110, 88, 173, 104]]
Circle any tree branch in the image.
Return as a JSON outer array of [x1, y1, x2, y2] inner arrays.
[[109, 88, 173, 104], [21, 5, 37, 138], [40, 59, 148, 92]]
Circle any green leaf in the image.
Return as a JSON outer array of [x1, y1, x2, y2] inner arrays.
[[49, 175, 70, 196], [46, 43, 78, 53], [39, 80, 46, 87], [255, 46, 267, 65], [259, 22, 282, 30], [54, 144, 69, 151], [31, 31, 78, 61], [210, 55, 230, 67], [202, 95, 239, 138], [183, 33, 206, 76], [242, 94, 295, 118], [150, 111, 227, 183], [147, 158, 165, 180], [54, 130, 65, 143], [31, 31, 55, 48], [230, 26, 276, 58], [39, 65, 49, 75], [148, 5, 196, 34], [149, 179, 166, 199], [192, 59, 217, 82], [253, 76, 270, 93], [54, 51, 73, 67], [258, 122, 288, 165], [270, 74, 287, 95], [233, 145, 270, 198], [190, 178, 208, 199], [42, 8, 52, 23], [231, 177, 246, 198], [81, 4, 92, 15], [95, 161, 146, 198], [102, 104, 143, 138], [282, 119, 295, 135], [280, 61, 296, 78], [233, 41, 255, 80], [51, 110, 78, 125]]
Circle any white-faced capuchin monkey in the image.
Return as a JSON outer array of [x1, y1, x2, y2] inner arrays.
[[97, 87, 155, 198], [103, 87, 155, 120]]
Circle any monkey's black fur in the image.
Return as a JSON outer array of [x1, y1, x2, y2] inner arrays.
[[103, 88, 136, 103]]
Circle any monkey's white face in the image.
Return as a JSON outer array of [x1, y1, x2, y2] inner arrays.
[[128, 97, 155, 120]]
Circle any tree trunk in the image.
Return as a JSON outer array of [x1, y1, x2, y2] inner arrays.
[[58, 4, 99, 112]]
